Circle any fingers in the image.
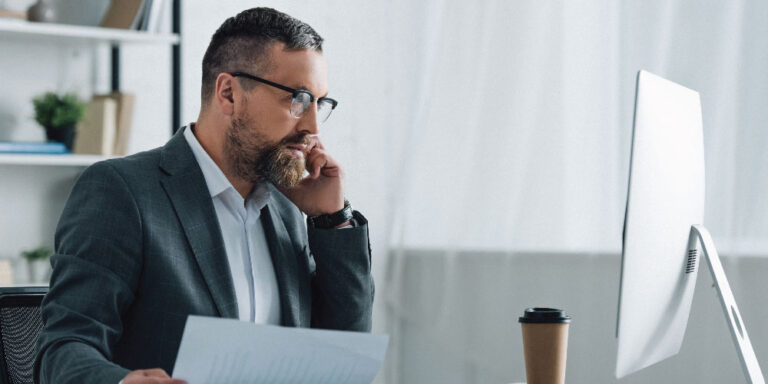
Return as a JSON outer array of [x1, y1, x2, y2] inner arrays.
[[306, 147, 345, 180], [124, 378, 187, 384], [306, 147, 329, 178], [304, 137, 323, 177], [140, 379, 186, 384], [142, 369, 172, 377], [307, 135, 325, 151], [306, 138, 343, 178], [123, 369, 187, 384]]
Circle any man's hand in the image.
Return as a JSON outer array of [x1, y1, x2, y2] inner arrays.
[[122, 369, 187, 384], [279, 137, 345, 217]]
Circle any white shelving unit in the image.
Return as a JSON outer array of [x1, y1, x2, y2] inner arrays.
[[0, 18, 178, 44], [0, 18, 179, 168], [0, 14, 180, 284], [0, 153, 110, 167]]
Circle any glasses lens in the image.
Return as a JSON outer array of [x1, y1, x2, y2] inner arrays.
[[317, 100, 335, 123], [290, 92, 312, 118]]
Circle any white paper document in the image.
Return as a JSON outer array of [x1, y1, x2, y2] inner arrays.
[[172, 316, 389, 384]]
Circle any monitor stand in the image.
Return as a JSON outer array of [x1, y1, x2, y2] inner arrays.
[[688, 225, 765, 384]]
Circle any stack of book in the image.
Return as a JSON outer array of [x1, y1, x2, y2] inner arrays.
[[0, 142, 67, 154], [100, 0, 167, 32], [0, 8, 26, 20], [74, 93, 135, 156]]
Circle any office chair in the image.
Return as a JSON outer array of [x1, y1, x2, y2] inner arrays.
[[0, 287, 48, 384]]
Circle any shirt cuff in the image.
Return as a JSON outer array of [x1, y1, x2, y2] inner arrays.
[[336, 217, 359, 229]]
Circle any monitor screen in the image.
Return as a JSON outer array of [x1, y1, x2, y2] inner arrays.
[[615, 70, 705, 378]]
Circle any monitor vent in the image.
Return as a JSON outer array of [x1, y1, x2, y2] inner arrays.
[[686, 249, 698, 273]]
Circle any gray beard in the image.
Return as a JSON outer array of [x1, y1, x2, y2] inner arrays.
[[225, 116, 307, 188]]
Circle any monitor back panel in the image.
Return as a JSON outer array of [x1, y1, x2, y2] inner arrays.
[[616, 70, 705, 378]]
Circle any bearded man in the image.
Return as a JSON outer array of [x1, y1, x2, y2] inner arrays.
[[34, 8, 373, 384]]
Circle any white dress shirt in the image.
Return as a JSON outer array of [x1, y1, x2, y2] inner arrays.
[[183, 125, 281, 324]]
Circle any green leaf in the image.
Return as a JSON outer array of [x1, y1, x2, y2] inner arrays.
[[32, 92, 86, 129]]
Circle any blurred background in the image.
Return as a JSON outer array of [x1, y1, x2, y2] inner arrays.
[[1, 0, 766, 382]]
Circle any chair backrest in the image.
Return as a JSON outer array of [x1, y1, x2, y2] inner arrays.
[[0, 287, 48, 384]]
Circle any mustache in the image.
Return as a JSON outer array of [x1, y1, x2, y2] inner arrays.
[[279, 133, 311, 147]]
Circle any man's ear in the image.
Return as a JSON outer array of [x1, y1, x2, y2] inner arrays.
[[215, 73, 236, 116]]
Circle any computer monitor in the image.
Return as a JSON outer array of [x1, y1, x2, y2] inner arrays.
[[615, 70, 764, 383]]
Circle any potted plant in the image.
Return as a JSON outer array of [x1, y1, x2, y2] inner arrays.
[[21, 246, 52, 283], [32, 92, 86, 151]]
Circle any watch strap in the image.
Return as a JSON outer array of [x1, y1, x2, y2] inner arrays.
[[308, 199, 353, 229]]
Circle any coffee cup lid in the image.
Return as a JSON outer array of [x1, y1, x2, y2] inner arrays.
[[518, 307, 571, 324]]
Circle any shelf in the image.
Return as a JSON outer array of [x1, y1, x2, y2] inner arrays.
[[0, 18, 178, 45], [0, 153, 112, 167]]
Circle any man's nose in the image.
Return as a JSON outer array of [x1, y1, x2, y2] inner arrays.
[[297, 103, 319, 135]]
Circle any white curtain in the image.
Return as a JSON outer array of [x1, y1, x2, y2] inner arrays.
[[363, 0, 768, 383], [376, 0, 768, 253]]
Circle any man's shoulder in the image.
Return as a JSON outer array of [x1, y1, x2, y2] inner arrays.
[[77, 146, 165, 188], [107, 146, 164, 171]]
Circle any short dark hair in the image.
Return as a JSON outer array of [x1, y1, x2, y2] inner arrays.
[[200, 7, 323, 107]]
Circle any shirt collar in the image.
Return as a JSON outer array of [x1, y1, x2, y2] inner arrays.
[[183, 124, 271, 210]]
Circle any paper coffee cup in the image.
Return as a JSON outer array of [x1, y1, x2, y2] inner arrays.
[[519, 308, 571, 384]]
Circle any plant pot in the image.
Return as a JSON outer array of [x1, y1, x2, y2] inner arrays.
[[26, 259, 51, 284], [45, 124, 76, 151]]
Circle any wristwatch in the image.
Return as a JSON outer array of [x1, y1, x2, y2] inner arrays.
[[308, 199, 354, 229]]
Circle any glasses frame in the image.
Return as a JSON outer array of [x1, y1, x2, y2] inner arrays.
[[229, 72, 338, 121]]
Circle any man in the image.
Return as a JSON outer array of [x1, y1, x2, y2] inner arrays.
[[35, 8, 373, 384]]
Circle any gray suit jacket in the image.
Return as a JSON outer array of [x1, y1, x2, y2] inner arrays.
[[34, 128, 374, 384]]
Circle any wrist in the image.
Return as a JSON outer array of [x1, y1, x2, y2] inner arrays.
[[314, 199, 346, 216], [308, 199, 353, 229]]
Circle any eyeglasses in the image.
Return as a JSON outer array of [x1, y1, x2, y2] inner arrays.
[[229, 72, 338, 123]]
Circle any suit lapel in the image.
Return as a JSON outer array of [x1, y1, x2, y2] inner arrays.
[[262, 202, 302, 327], [158, 129, 239, 319]]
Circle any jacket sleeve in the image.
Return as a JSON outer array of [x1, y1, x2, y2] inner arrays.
[[35, 161, 139, 384], [308, 211, 374, 332]]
